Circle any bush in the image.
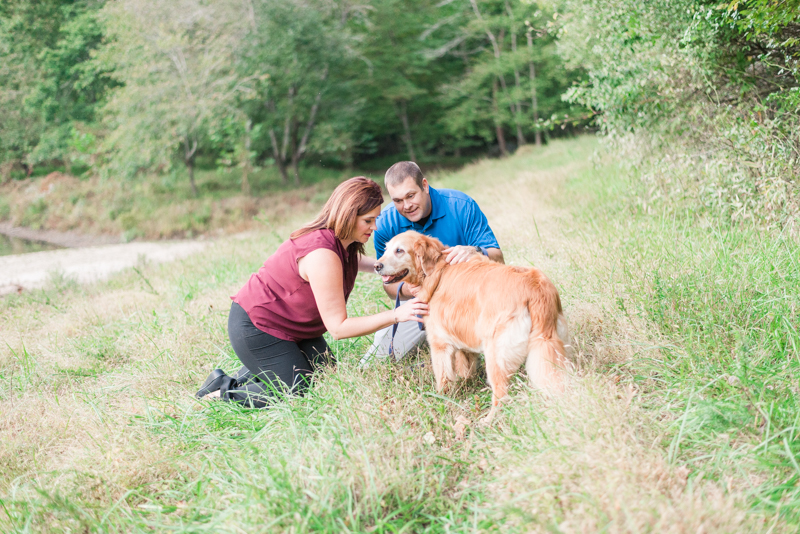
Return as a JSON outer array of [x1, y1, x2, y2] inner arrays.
[[556, 0, 800, 227], [20, 198, 49, 229]]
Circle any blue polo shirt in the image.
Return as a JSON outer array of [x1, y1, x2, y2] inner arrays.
[[374, 186, 500, 258]]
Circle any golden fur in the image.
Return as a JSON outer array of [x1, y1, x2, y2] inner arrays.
[[375, 231, 571, 422]]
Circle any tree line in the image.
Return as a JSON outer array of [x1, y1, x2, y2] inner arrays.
[[556, 0, 799, 223], [0, 0, 585, 191]]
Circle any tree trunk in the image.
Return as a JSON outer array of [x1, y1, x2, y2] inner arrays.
[[508, 16, 527, 147], [290, 117, 301, 187], [265, 99, 290, 184], [289, 66, 328, 187], [492, 80, 508, 157], [527, 30, 542, 147], [291, 155, 301, 186], [187, 158, 198, 197], [397, 100, 417, 161], [281, 87, 295, 162], [184, 136, 198, 197], [241, 118, 252, 195], [268, 128, 289, 184], [471, 0, 516, 150]]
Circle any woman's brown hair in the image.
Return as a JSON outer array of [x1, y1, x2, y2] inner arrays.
[[291, 177, 384, 255]]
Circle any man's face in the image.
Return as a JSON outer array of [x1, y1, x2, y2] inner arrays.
[[387, 177, 431, 223]]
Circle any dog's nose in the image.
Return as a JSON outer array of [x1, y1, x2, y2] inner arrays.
[[374, 262, 383, 272]]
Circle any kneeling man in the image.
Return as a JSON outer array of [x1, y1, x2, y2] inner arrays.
[[361, 161, 503, 365]]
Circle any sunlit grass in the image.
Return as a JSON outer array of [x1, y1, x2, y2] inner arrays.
[[1, 136, 797, 532]]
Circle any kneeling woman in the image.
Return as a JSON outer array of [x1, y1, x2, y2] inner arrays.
[[196, 177, 427, 407]]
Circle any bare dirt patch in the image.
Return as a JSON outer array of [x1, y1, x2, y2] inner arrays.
[[0, 222, 122, 249], [0, 240, 207, 295]]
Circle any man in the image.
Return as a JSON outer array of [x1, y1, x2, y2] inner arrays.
[[361, 161, 503, 365]]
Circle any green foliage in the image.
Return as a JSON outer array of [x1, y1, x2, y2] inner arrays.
[[0, 0, 581, 192], [239, 0, 359, 184], [555, 0, 800, 225], [0, 0, 113, 171], [441, 0, 585, 152], [350, 0, 459, 160], [95, 0, 253, 195], [569, 153, 800, 518]]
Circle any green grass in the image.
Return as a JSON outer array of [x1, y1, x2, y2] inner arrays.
[[1, 136, 797, 532], [565, 152, 800, 521], [0, 162, 379, 240]]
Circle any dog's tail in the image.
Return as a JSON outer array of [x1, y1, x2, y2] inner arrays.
[[525, 270, 570, 393]]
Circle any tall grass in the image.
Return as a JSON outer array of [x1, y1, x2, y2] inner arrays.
[[567, 148, 800, 520], [1, 136, 797, 532]]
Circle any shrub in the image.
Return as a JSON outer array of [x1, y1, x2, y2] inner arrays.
[[556, 0, 800, 227]]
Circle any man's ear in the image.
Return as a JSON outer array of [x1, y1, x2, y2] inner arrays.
[[414, 236, 441, 277]]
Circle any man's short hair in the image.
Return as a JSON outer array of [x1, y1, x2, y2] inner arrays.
[[385, 161, 424, 189]]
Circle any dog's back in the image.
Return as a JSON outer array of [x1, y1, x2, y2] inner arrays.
[[424, 258, 570, 420]]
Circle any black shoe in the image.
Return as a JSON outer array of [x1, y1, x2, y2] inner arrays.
[[196, 369, 227, 398], [232, 366, 255, 385]]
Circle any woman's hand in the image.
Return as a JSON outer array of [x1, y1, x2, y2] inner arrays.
[[394, 297, 429, 323]]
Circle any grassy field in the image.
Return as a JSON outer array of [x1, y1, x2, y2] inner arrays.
[[1, 136, 798, 532]]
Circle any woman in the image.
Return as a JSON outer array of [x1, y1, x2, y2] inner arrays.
[[196, 177, 427, 407]]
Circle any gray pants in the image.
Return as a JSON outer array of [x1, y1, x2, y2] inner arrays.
[[360, 302, 428, 366]]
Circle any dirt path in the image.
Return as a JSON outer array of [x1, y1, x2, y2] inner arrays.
[[0, 222, 123, 248], [0, 240, 207, 296]]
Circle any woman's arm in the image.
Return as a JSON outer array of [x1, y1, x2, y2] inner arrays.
[[299, 249, 428, 340], [358, 253, 377, 273]]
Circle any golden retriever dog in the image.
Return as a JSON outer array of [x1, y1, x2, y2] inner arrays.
[[375, 231, 571, 422]]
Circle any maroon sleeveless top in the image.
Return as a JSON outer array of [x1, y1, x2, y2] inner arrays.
[[232, 229, 359, 342]]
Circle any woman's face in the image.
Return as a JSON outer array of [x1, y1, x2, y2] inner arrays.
[[352, 206, 381, 244]]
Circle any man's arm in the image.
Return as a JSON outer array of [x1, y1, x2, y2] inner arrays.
[[460, 196, 503, 264], [443, 245, 505, 264], [486, 247, 504, 264], [358, 254, 378, 273], [383, 280, 410, 300]]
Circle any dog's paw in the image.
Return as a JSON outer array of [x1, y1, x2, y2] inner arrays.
[[478, 407, 498, 426]]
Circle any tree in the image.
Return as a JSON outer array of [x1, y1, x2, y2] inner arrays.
[[353, 0, 447, 161], [235, 0, 360, 185], [0, 0, 112, 179], [96, 0, 253, 195], [437, 0, 577, 155]]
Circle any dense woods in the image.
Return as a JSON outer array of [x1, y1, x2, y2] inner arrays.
[[0, 0, 582, 188], [0, 0, 796, 226]]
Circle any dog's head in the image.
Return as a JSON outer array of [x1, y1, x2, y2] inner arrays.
[[374, 231, 446, 286]]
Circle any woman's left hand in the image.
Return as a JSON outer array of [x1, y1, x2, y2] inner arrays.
[[394, 298, 429, 323]]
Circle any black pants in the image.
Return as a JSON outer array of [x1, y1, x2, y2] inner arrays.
[[221, 302, 332, 408]]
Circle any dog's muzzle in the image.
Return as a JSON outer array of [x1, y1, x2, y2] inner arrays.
[[374, 262, 409, 285]]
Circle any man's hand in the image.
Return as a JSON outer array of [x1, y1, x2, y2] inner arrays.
[[443, 245, 480, 265]]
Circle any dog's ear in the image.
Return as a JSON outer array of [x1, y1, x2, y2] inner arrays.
[[413, 235, 443, 277]]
